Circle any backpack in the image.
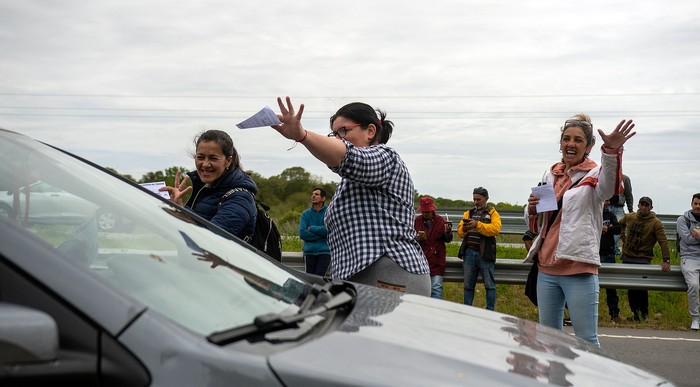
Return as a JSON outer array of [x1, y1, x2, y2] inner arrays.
[[220, 188, 282, 262], [676, 217, 691, 258]]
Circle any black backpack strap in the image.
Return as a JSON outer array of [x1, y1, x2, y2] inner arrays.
[[220, 187, 271, 211], [219, 187, 256, 242], [220, 187, 253, 207]]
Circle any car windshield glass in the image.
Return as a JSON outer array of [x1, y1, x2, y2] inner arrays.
[[0, 129, 308, 336]]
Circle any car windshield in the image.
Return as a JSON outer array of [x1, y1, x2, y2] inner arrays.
[[0, 129, 308, 336]]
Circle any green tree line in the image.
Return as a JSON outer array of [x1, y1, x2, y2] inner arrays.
[[110, 165, 524, 231]]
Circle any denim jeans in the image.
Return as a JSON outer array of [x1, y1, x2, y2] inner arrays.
[[610, 205, 625, 254], [430, 275, 444, 299], [600, 253, 620, 318], [463, 248, 496, 310], [537, 272, 600, 347]]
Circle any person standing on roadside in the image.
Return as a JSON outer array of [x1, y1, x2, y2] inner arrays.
[[161, 130, 257, 239], [271, 97, 430, 296], [299, 188, 331, 276], [600, 198, 622, 322], [414, 197, 453, 299], [677, 193, 700, 331], [619, 196, 671, 321], [457, 187, 501, 310], [525, 114, 636, 347], [609, 174, 633, 254]]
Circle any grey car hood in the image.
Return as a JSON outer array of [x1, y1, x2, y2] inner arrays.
[[268, 285, 670, 387]]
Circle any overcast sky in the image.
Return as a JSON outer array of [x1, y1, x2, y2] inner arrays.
[[1, 0, 698, 215]]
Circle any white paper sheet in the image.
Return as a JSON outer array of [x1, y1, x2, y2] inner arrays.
[[140, 181, 170, 199], [531, 184, 558, 213], [236, 106, 282, 129]]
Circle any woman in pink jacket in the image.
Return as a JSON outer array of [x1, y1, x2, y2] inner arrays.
[[525, 114, 635, 347]]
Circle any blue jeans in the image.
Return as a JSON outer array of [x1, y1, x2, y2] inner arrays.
[[463, 248, 496, 310], [304, 254, 331, 276], [610, 205, 625, 254], [600, 253, 620, 318], [430, 275, 444, 299], [537, 272, 600, 347]]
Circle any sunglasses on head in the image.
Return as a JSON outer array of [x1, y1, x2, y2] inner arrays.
[[563, 119, 592, 129]]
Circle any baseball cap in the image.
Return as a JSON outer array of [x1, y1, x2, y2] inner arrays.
[[473, 187, 489, 198]]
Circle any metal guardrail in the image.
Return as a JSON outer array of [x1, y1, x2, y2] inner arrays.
[[437, 209, 682, 240], [281, 252, 687, 292]]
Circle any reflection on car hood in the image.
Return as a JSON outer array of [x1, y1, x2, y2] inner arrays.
[[269, 285, 671, 387]]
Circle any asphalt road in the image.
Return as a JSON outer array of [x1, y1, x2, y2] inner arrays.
[[565, 327, 700, 386]]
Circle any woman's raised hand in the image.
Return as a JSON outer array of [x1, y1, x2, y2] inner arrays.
[[598, 119, 636, 150], [272, 96, 306, 141], [159, 170, 192, 206]]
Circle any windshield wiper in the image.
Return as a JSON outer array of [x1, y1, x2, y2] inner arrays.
[[208, 281, 354, 345]]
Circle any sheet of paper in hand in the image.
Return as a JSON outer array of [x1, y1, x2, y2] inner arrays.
[[531, 183, 557, 213], [140, 181, 170, 199], [236, 106, 282, 129]]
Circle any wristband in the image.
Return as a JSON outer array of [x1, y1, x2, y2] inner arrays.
[[287, 130, 308, 151], [298, 130, 308, 143]]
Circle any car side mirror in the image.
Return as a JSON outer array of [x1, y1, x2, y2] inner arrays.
[[0, 302, 58, 364]]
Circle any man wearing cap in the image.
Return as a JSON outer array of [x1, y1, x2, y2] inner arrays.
[[619, 196, 671, 321], [457, 187, 502, 310], [415, 197, 453, 299]]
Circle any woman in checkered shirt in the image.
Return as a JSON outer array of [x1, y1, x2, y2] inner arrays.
[[273, 97, 430, 296]]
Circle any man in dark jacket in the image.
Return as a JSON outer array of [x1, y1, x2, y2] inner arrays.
[[619, 196, 671, 321], [600, 199, 622, 322], [415, 197, 453, 299], [610, 174, 633, 254]]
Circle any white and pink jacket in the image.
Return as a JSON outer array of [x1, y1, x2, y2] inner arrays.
[[524, 147, 623, 266]]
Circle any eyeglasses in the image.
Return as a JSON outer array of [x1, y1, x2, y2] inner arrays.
[[328, 123, 363, 139], [563, 119, 592, 129]]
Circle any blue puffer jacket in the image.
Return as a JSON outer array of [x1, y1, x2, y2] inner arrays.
[[185, 168, 257, 238]]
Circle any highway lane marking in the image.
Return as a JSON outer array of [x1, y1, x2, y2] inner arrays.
[[597, 333, 700, 342]]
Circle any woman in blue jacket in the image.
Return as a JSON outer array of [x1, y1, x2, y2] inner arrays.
[[163, 130, 257, 239]]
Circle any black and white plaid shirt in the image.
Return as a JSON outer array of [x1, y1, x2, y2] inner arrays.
[[325, 140, 429, 280]]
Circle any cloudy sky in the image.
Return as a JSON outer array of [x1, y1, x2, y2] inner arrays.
[[1, 0, 698, 215]]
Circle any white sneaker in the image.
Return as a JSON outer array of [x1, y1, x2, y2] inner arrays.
[[691, 320, 699, 331]]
